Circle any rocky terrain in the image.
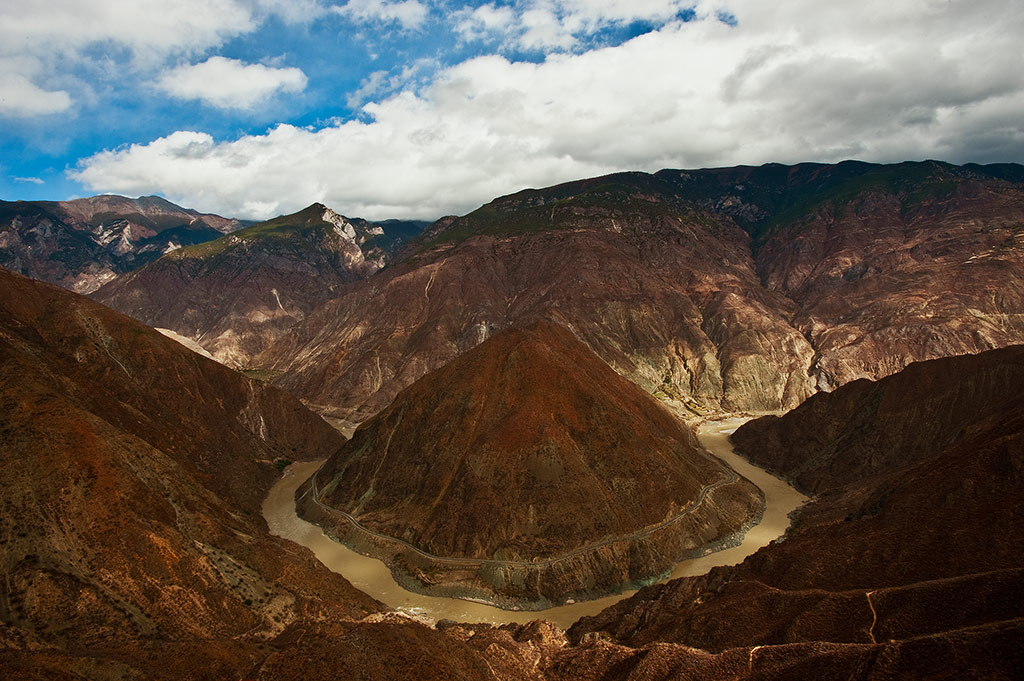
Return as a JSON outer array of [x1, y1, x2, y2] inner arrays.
[[299, 322, 762, 607], [0, 267, 564, 680], [567, 344, 1024, 677], [0, 195, 243, 293], [92, 205, 427, 368], [3, 160, 1023, 680], [261, 161, 1024, 424]]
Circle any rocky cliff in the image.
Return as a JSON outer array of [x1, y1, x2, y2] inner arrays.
[[0, 194, 242, 293], [91, 204, 426, 367], [566, 345, 1024, 677], [263, 161, 1024, 423], [299, 321, 763, 607]]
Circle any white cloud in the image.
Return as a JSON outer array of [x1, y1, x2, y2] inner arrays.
[[13, 176, 46, 185], [73, 0, 1024, 220], [0, 0, 256, 60], [333, 0, 428, 30], [0, 70, 72, 117], [158, 57, 308, 110], [345, 59, 438, 108], [0, 0, 330, 117], [454, 4, 516, 42], [455, 0, 701, 52]]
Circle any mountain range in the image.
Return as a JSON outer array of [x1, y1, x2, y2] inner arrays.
[[0, 194, 246, 294], [1, 160, 1022, 679]]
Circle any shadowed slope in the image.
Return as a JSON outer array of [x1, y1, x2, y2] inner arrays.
[[301, 321, 762, 606], [0, 267, 381, 657], [568, 345, 1024, 678]]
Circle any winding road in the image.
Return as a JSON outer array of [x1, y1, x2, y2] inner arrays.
[[262, 416, 807, 629], [303, 464, 741, 569]]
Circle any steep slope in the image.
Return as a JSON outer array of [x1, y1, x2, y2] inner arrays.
[[299, 322, 763, 607], [731, 345, 1024, 492], [0, 195, 242, 293], [567, 346, 1024, 677], [262, 161, 1024, 424], [91, 204, 426, 367], [0, 267, 382, 662]]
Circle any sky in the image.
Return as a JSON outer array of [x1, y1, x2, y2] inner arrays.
[[2, 0, 1023, 221]]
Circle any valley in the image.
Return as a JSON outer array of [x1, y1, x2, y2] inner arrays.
[[262, 417, 806, 629], [2, 160, 1022, 680]]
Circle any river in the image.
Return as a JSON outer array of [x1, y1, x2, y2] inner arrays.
[[261, 416, 807, 630]]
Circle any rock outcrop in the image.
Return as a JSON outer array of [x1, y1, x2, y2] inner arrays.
[[263, 161, 1024, 423], [0, 194, 242, 293], [299, 322, 763, 607], [91, 204, 427, 367], [566, 345, 1024, 677]]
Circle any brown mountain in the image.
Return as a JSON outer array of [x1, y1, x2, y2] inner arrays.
[[0, 267, 382, 668], [566, 345, 1024, 678], [0, 194, 243, 294], [300, 321, 763, 607], [91, 204, 427, 368], [261, 161, 1024, 425]]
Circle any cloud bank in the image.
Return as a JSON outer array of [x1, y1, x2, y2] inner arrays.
[[70, 0, 1024, 220]]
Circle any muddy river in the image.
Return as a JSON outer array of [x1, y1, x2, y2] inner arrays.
[[261, 416, 807, 629]]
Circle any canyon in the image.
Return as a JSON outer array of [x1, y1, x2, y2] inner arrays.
[[1, 160, 1022, 679], [299, 321, 763, 608]]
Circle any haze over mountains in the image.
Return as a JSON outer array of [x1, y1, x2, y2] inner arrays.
[[1, 159, 1023, 679]]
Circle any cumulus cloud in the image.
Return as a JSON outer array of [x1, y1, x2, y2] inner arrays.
[[73, 0, 1024, 220], [333, 0, 428, 30], [454, 4, 516, 42], [158, 57, 307, 110], [0, 0, 256, 117], [456, 0, 700, 51], [0, 70, 72, 117], [0, 0, 330, 117]]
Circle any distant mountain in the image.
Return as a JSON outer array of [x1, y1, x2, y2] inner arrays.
[[261, 160, 1024, 423], [568, 345, 1024, 678], [91, 204, 429, 368], [300, 321, 762, 607], [0, 194, 245, 293]]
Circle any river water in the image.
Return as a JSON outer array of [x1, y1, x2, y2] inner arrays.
[[261, 416, 807, 630]]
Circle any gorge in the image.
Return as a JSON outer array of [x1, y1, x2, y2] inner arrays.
[[2, 161, 1022, 680]]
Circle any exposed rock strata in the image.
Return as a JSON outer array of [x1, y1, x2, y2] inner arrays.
[[0, 194, 241, 294], [567, 345, 1024, 677], [263, 161, 1024, 423], [92, 205, 426, 367], [299, 322, 763, 607]]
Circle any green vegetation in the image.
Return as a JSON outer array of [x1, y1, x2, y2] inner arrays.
[[758, 161, 963, 235], [420, 176, 687, 248], [273, 458, 293, 472], [174, 204, 329, 259]]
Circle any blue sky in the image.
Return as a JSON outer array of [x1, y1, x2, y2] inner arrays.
[[2, 1, 1023, 220]]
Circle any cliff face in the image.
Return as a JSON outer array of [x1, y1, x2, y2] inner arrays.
[[91, 205, 425, 367], [0, 267, 380, 651], [731, 345, 1024, 493], [300, 321, 762, 606], [263, 161, 1024, 423], [0, 195, 242, 294], [567, 345, 1024, 675]]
